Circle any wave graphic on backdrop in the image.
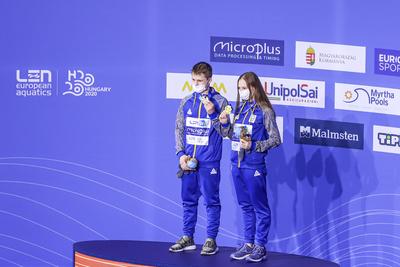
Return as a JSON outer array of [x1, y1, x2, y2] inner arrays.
[[0, 157, 399, 267]]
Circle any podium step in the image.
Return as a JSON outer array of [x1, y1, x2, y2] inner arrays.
[[73, 240, 339, 267]]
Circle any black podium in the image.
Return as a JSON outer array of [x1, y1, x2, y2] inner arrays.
[[73, 240, 339, 267]]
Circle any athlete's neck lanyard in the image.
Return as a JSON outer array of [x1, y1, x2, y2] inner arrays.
[[191, 92, 210, 159], [235, 101, 257, 168], [234, 101, 257, 125]]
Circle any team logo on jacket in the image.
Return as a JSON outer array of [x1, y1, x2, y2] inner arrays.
[[210, 168, 218, 175]]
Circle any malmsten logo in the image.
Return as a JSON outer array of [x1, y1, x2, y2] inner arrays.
[[295, 118, 364, 149]]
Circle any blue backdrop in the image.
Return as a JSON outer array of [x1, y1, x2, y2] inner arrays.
[[0, 0, 399, 266]]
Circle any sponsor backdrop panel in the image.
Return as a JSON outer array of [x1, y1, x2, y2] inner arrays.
[[0, 0, 399, 267]]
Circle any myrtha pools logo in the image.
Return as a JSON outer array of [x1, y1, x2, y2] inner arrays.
[[63, 70, 111, 97], [16, 70, 53, 97], [343, 87, 393, 106], [335, 83, 399, 116]]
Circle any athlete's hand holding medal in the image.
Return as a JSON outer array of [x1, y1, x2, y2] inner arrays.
[[201, 95, 215, 115], [218, 105, 232, 124], [240, 126, 252, 150]]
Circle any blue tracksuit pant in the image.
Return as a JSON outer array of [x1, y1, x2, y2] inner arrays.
[[181, 167, 221, 239], [232, 166, 271, 246]]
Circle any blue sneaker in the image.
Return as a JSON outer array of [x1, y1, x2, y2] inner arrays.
[[245, 244, 267, 262], [230, 243, 254, 260]]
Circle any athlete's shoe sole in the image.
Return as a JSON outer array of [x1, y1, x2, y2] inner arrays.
[[245, 255, 267, 262], [230, 252, 251, 260], [200, 246, 219, 255], [169, 245, 196, 252]]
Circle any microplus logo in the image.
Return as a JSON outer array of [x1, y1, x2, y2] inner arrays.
[[261, 77, 325, 108], [373, 125, 400, 154], [375, 48, 400, 77], [335, 83, 400, 116], [15, 69, 53, 97], [210, 36, 284, 65], [295, 118, 364, 149]]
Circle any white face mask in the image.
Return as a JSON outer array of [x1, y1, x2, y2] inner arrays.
[[192, 84, 206, 93], [193, 83, 207, 93], [239, 89, 250, 101]]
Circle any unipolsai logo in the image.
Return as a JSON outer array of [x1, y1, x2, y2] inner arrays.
[[306, 47, 315, 65], [15, 69, 53, 97], [63, 70, 111, 97], [265, 82, 319, 102], [261, 77, 325, 108]]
